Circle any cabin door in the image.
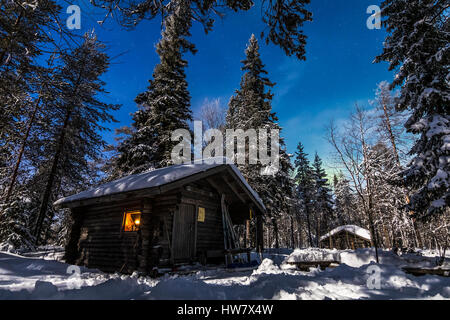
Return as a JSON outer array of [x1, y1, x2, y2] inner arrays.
[[172, 204, 196, 261]]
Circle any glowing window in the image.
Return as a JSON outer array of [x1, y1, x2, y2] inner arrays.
[[123, 210, 141, 232]]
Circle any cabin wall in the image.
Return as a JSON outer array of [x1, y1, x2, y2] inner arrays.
[[196, 205, 224, 255], [74, 200, 143, 273]]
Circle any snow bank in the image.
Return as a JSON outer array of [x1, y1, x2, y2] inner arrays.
[[252, 259, 282, 275], [339, 248, 444, 268], [1, 250, 449, 300]]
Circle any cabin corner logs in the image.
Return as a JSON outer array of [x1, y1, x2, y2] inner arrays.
[[63, 178, 264, 275]]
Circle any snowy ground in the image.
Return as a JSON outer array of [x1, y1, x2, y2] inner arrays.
[[0, 248, 449, 300]]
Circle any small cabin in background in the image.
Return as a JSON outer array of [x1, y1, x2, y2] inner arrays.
[[55, 160, 265, 274], [319, 225, 372, 250]]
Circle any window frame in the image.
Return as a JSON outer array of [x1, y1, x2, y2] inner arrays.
[[121, 210, 142, 233]]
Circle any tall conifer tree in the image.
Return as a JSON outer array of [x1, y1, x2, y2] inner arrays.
[[312, 153, 334, 244], [375, 0, 449, 218], [113, 1, 195, 176], [226, 34, 293, 248], [0, 0, 62, 198], [293, 142, 315, 246], [32, 33, 119, 244]]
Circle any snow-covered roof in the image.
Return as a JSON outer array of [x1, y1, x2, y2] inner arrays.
[[320, 225, 371, 242], [54, 159, 265, 210]]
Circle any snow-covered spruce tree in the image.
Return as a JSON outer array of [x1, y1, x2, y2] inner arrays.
[[226, 34, 293, 248], [32, 33, 120, 244], [293, 142, 315, 247], [0, 191, 35, 251], [312, 153, 335, 245], [112, 1, 195, 177], [375, 0, 449, 218]]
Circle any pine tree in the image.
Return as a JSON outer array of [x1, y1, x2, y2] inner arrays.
[[3, 54, 58, 204], [32, 33, 120, 244], [113, 1, 195, 176], [312, 153, 334, 245], [0, 0, 62, 201], [375, 0, 449, 218], [0, 191, 35, 251], [226, 34, 294, 248], [0, 1, 74, 248], [293, 142, 315, 246]]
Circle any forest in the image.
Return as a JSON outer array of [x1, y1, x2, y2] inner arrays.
[[0, 0, 448, 265]]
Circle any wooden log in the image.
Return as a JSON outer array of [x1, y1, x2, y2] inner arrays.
[[286, 260, 340, 271], [402, 267, 450, 277]]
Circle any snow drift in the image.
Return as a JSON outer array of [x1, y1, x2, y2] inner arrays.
[[0, 248, 449, 300]]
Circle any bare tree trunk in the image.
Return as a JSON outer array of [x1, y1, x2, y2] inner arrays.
[[316, 217, 321, 247], [272, 218, 280, 249], [296, 217, 303, 248], [382, 103, 400, 165], [359, 129, 379, 262], [256, 214, 264, 254], [413, 219, 423, 248], [3, 52, 56, 204], [33, 107, 72, 244], [4, 96, 41, 203], [290, 216, 295, 249], [305, 205, 313, 247], [32, 57, 86, 245]]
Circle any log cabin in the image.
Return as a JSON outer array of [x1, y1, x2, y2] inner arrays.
[[54, 160, 265, 275], [319, 225, 372, 250]]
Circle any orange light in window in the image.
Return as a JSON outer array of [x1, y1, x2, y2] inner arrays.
[[123, 211, 141, 232]]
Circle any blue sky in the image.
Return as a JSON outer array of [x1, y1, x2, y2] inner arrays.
[[69, 0, 393, 170]]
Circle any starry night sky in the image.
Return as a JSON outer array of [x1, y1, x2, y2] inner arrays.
[[67, 0, 392, 171]]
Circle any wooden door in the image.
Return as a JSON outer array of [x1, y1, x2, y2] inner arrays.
[[172, 204, 196, 261]]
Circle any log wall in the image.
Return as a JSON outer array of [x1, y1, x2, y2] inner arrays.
[[75, 200, 142, 273]]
